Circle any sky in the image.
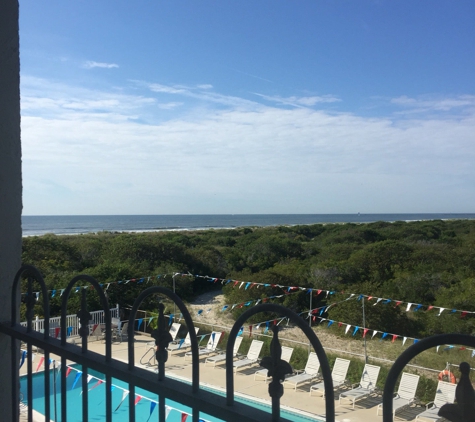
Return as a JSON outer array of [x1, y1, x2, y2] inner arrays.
[[19, 1, 475, 215]]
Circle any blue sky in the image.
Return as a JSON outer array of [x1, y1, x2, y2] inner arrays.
[[20, 1, 475, 215]]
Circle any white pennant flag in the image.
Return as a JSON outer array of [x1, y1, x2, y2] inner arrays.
[[402, 337, 407, 346], [345, 325, 351, 335], [374, 298, 382, 306], [239, 282, 244, 289], [165, 405, 172, 420], [406, 303, 412, 312], [87, 375, 93, 384], [372, 330, 378, 339], [436, 346, 440, 353], [438, 308, 445, 316]]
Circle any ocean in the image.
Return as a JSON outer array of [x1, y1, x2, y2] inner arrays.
[[21, 214, 475, 237]]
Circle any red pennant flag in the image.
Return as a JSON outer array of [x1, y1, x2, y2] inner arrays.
[[427, 306, 434, 311], [392, 334, 398, 343], [460, 347, 466, 350], [66, 367, 72, 378], [134, 395, 142, 405], [461, 311, 468, 318], [338, 322, 343, 328], [273, 319, 277, 325], [312, 316, 316, 322], [271, 284, 276, 288], [249, 325, 252, 338], [368, 296, 373, 301], [394, 301, 402, 307], [363, 328, 369, 338], [238, 304, 243, 308], [262, 298, 268, 303], [181, 413, 188, 422], [218, 332, 225, 344], [233, 281, 239, 288], [250, 283, 256, 289], [131, 278, 136, 283], [317, 289, 322, 295], [88, 379, 103, 392], [36, 357, 45, 372], [55, 327, 61, 338]]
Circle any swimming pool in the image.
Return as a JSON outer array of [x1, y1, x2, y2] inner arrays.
[[20, 366, 321, 422]]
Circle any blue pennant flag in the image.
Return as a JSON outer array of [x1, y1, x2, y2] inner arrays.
[[352, 326, 359, 336], [357, 294, 363, 301], [414, 304, 423, 311], [327, 320, 334, 328], [146, 402, 157, 422], [72, 371, 82, 390], [381, 332, 388, 340], [168, 315, 174, 326], [245, 282, 251, 290], [238, 327, 244, 336], [51, 290, 56, 298], [19, 350, 27, 369], [137, 319, 143, 331], [221, 305, 228, 312], [197, 310, 203, 316]]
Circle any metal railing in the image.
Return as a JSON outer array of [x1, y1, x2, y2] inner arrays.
[[1, 265, 474, 422]]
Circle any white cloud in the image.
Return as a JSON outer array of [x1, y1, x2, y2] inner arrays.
[[83, 61, 119, 69], [254, 93, 341, 108], [391, 95, 475, 112], [20, 77, 475, 214]]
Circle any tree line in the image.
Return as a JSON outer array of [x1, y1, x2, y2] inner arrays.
[[21, 219, 475, 339]]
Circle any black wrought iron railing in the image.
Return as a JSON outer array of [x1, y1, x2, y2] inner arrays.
[[0, 265, 473, 422]]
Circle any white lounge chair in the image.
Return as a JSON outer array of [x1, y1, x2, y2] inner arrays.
[[283, 352, 321, 391], [233, 340, 264, 374], [309, 358, 350, 397], [205, 336, 243, 367], [185, 331, 222, 361], [254, 346, 294, 382], [376, 372, 420, 416], [415, 381, 456, 422], [169, 322, 182, 342], [339, 364, 381, 409], [167, 327, 199, 355]]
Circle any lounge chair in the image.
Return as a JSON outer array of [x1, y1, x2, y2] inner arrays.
[[89, 324, 103, 341], [167, 328, 199, 355], [309, 358, 350, 397], [116, 321, 129, 342], [254, 346, 294, 382], [415, 381, 456, 422], [283, 352, 321, 391], [205, 336, 243, 367], [185, 331, 222, 361], [339, 364, 381, 409], [376, 372, 420, 416], [233, 340, 264, 374]]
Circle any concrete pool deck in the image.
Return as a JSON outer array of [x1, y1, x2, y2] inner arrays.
[[20, 333, 430, 422]]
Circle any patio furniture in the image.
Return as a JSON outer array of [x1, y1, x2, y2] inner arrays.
[[254, 346, 294, 382], [185, 331, 222, 361], [205, 336, 243, 367], [376, 372, 420, 416], [309, 358, 351, 397], [167, 327, 199, 355], [283, 352, 321, 391], [339, 364, 381, 409], [415, 381, 456, 421], [233, 340, 264, 374]]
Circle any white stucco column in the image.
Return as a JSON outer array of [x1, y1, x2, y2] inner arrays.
[[0, 0, 22, 419]]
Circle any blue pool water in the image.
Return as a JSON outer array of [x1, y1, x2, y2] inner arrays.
[[21, 366, 321, 421]]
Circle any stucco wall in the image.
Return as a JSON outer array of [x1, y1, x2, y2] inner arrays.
[[0, 0, 22, 419]]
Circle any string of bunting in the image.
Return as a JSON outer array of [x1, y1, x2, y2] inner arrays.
[[52, 365, 209, 422], [21, 272, 474, 321]]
